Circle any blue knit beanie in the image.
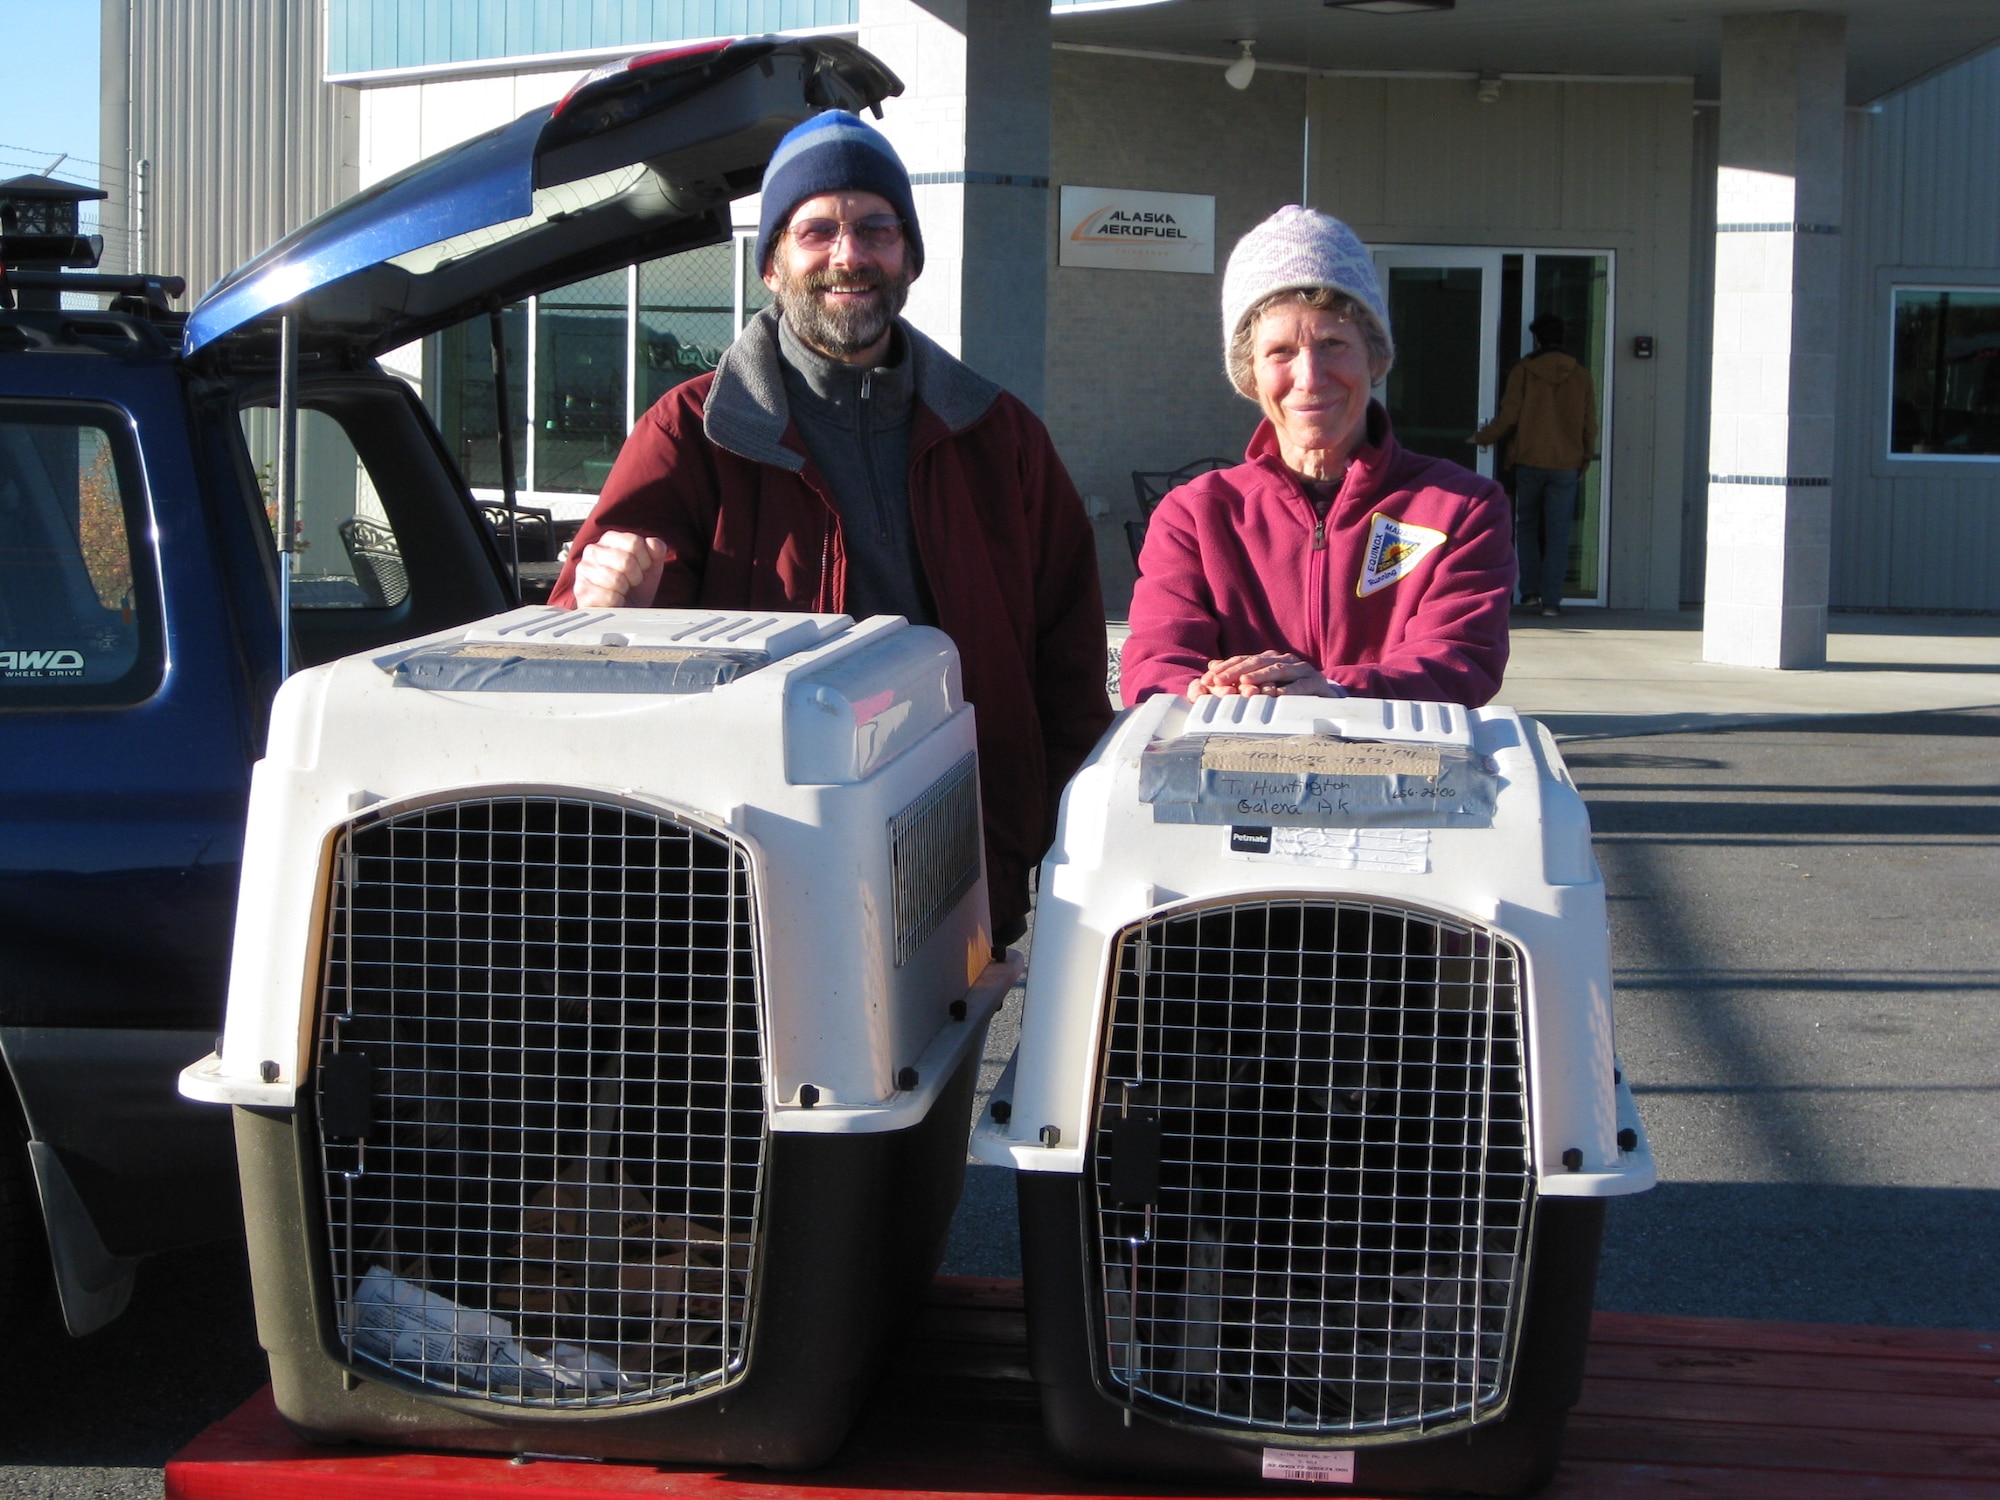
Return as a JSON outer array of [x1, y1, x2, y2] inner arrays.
[[754, 111, 923, 276]]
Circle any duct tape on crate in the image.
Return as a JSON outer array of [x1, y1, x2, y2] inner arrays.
[[1139, 733, 1497, 828], [391, 642, 769, 693]]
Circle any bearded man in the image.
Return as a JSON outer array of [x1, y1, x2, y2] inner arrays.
[[552, 110, 1111, 947]]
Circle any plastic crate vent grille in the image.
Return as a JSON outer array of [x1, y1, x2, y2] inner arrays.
[[312, 794, 766, 1409], [1090, 898, 1531, 1438], [888, 752, 980, 966]]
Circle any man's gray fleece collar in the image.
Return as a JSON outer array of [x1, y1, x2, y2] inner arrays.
[[702, 305, 1001, 472]]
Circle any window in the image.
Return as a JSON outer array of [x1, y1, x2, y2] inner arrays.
[[238, 406, 406, 609], [435, 304, 527, 493], [1890, 287, 2000, 459], [0, 403, 162, 707], [535, 269, 629, 495], [639, 240, 737, 416], [428, 236, 755, 508]]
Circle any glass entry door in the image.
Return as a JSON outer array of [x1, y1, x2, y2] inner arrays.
[[1372, 246, 1612, 604], [1374, 249, 1502, 481], [1516, 252, 1610, 604]]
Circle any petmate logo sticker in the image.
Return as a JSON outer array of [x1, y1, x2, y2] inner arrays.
[[1357, 514, 1446, 597], [0, 648, 85, 678], [1058, 186, 1215, 275]]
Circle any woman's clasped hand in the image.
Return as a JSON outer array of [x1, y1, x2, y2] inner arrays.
[[1185, 650, 1345, 700]]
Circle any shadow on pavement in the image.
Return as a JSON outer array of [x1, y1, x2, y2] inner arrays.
[[1597, 1181, 2000, 1329], [1551, 704, 2000, 742], [1578, 708, 2000, 1332]]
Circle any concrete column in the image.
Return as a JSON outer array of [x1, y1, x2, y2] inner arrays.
[[1701, 12, 1845, 668], [856, 0, 1052, 410]]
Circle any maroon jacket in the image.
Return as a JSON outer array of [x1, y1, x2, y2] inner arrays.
[[1122, 406, 1513, 708], [553, 310, 1111, 940]]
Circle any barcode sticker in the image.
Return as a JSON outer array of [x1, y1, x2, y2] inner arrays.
[[1261, 1448, 1356, 1484]]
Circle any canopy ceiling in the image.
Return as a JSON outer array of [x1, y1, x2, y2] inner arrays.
[[1051, 0, 2000, 105]]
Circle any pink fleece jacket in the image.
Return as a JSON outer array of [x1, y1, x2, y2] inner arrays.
[[1122, 406, 1514, 708]]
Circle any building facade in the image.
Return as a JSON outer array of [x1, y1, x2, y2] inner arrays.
[[98, 0, 357, 302], [99, 0, 2000, 629]]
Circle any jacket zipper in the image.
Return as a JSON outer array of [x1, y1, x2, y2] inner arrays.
[[819, 522, 835, 614], [1308, 473, 1346, 673], [859, 368, 889, 541]]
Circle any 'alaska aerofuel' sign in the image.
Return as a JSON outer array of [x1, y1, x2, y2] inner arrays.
[[1058, 186, 1215, 275]]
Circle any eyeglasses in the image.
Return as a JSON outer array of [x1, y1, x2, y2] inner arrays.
[[786, 215, 906, 253]]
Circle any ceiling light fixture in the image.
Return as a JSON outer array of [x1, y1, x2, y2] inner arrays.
[[1325, 0, 1456, 13], [1224, 40, 1257, 91]]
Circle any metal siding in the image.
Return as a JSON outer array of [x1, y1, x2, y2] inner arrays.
[[108, 0, 356, 311], [1381, 80, 1567, 233], [1834, 47, 2000, 611], [323, 0, 856, 74], [1045, 50, 1312, 617], [1638, 83, 1694, 613], [1310, 77, 1387, 228], [1680, 105, 1717, 604], [424, 0, 452, 67], [506, 0, 537, 63], [476, 1, 503, 62]]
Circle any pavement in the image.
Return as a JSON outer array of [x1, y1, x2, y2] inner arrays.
[[6, 609, 1996, 1497], [1103, 606, 2000, 738], [1502, 607, 2000, 737]]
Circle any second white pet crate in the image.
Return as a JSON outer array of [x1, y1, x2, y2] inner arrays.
[[974, 690, 1653, 1497]]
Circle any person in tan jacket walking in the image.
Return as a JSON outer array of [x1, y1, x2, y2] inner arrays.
[[1473, 313, 1598, 615]]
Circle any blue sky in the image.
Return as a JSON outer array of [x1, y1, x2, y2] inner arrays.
[[0, 1, 103, 198]]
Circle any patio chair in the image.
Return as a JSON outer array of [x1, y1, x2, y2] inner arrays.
[[477, 501, 556, 564], [336, 516, 408, 607], [1126, 456, 1232, 564]]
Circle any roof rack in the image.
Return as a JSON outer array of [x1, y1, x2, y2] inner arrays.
[[0, 268, 187, 317]]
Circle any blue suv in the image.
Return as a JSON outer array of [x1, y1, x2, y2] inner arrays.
[[0, 36, 898, 1337]]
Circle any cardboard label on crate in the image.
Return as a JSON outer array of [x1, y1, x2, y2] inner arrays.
[[1141, 733, 1495, 828], [1261, 1448, 1356, 1483], [1200, 734, 1441, 780]]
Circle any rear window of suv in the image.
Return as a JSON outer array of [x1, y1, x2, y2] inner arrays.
[[0, 402, 163, 707]]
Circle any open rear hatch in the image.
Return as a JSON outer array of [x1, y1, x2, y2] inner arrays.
[[184, 37, 901, 359]]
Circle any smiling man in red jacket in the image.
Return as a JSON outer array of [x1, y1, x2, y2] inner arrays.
[[552, 110, 1110, 946], [1121, 206, 1513, 710]]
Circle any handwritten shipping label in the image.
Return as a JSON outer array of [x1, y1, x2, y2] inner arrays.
[[1140, 732, 1496, 828], [1199, 734, 1441, 780]]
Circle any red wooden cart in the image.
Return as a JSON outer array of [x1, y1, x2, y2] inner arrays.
[[165, 1276, 2000, 1500]]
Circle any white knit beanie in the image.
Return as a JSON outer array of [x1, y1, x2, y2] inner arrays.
[[1220, 206, 1391, 395]]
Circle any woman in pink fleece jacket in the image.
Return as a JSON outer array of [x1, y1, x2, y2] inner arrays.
[[1121, 207, 1514, 709]]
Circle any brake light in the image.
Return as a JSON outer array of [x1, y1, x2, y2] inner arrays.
[[552, 39, 738, 117], [626, 41, 736, 72]]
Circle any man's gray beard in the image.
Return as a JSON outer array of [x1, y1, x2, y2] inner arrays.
[[773, 262, 912, 359]]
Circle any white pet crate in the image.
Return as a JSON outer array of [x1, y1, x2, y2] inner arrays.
[[182, 606, 1016, 1465], [974, 691, 1653, 1496]]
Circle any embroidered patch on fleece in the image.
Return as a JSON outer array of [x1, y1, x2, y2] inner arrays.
[[1357, 513, 1447, 597]]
